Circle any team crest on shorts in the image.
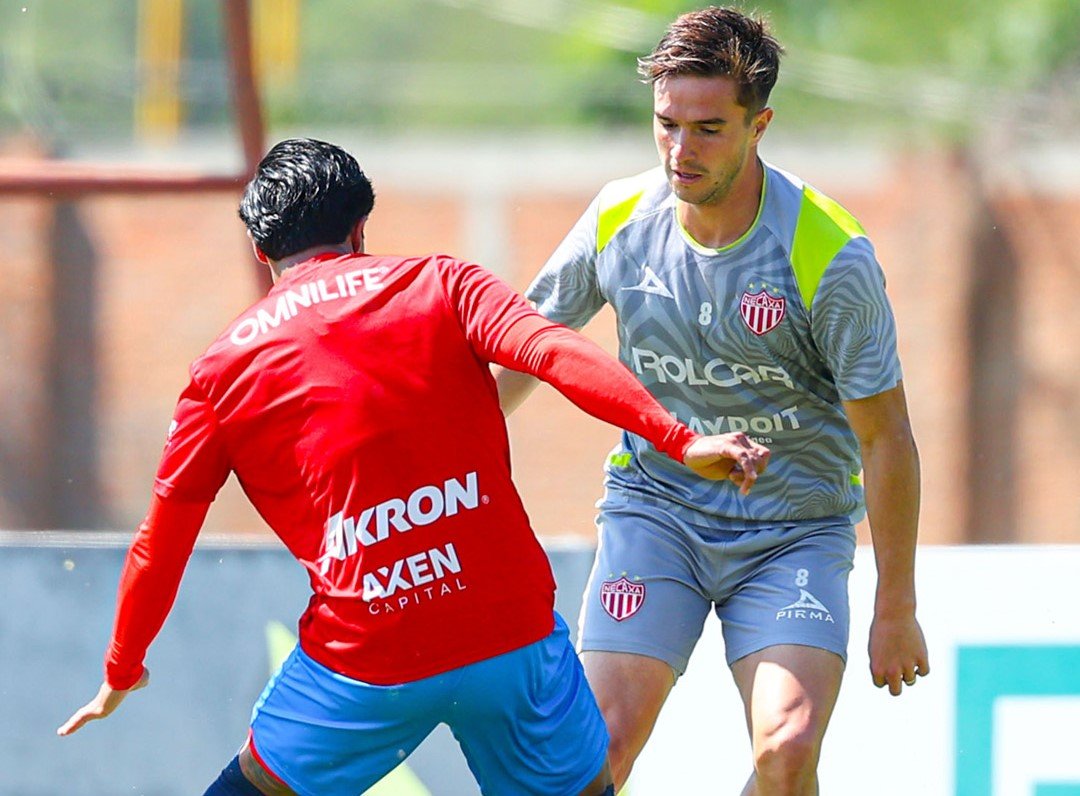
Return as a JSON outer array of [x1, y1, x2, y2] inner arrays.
[[600, 577, 646, 621], [739, 290, 786, 335]]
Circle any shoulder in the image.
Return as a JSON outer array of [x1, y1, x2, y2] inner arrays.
[[196, 254, 449, 376], [596, 166, 668, 207], [762, 162, 874, 310], [419, 253, 495, 295], [762, 161, 866, 245], [595, 167, 671, 253], [191, 307, 260, 395]]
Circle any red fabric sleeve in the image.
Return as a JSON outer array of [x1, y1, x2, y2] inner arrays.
[[153, 376, 230, 502], [104, 495, 210, 689], [105, 377, 227, 689], [437, 258, 541, 362], [438, 259, 697, 461], [495, 315, 698, 462]]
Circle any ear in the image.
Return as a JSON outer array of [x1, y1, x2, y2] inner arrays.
[[751, 107, 773, 144], [250, 240, 271, 265], [349, 217, 368, 253]]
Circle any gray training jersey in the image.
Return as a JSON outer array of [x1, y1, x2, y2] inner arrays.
[[526, 162, 902, 527]]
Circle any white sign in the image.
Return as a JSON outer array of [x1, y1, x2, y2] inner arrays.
[[631, 546, 1080, 796]]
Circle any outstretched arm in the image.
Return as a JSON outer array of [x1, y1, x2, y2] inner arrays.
[[844, 381, 929, 696], [58, 495, 210, 735], [496, 315, 768, 485], [445, 259, 769, 483]]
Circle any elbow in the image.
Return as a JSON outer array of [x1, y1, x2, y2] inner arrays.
[[857, 419, 917, 456]]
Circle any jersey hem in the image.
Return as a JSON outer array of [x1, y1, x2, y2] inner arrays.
[[836, 375, 903, 403], [297, 614, 555, 685], [601, 481, 855, 532]]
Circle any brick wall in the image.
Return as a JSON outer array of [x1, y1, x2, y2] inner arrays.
[[2, 144, 1076, 543]]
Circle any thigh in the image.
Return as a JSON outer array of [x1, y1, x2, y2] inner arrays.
[[730, 643, 844, 751], [579, 499, 713, 675], [581, 648, 676, 778], [249, 646, 445, 796], [450, 614, 610, 796], [717, 522, 856, 666]]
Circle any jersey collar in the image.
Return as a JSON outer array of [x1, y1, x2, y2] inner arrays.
[[675, 161, 768, 256]]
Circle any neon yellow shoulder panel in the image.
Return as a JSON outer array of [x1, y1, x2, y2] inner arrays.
[[790, 184, 866, 310], [596, 171, 655, 254]]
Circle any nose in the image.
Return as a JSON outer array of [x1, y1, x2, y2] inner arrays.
[[666, 128, 689, 161]]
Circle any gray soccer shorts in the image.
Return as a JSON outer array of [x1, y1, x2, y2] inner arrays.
[[578, 490, 857, 675]]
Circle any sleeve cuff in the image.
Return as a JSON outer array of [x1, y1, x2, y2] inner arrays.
[[104, 661, 145, 691]]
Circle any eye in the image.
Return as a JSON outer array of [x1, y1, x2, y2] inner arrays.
[[699, 127, 720, 135]]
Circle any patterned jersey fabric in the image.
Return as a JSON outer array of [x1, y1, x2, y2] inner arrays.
[[527, 162, 902, 527]]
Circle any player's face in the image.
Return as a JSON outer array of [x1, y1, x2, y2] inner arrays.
[[653, 75, 770, 207]]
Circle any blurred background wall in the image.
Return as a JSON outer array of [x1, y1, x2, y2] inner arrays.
[[1, 0, 1078, 544]]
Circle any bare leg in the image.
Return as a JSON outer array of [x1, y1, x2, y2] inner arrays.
[[581, 650, 676, 791], [731, 645, 844, 796], [238, 740, 297, 796]]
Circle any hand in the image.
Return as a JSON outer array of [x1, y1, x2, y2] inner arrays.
[[57, 668, 150, 736], [683, 433, 770, 494], [869, 613, 929, 696]]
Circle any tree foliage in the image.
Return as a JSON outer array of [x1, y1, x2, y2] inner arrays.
[[1, 0, 1077, 141]]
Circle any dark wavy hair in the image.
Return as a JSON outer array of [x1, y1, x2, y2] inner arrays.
[[638, 6, 784, 116], [238, 138, 375, 261]]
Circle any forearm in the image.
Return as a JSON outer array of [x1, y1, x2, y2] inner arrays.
[[105, 496, 208, 688], [862, 429, 921, 616], [491, 365, 541, 416], [497, 316, 695, 461]]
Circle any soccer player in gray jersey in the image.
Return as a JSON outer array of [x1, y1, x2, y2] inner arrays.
[[496, 7, 929, 795]]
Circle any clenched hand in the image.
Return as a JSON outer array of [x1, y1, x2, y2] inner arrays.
[[683, 432, 770, 494]]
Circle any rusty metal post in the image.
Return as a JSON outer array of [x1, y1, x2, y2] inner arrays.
[[221, 0, 271, 292], [222, 0, 266, 179]]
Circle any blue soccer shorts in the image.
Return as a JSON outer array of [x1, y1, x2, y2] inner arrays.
[[579, 489, 857, 675], [248, 612, 608, 796]]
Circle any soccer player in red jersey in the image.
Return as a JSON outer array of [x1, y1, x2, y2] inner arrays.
[[58, 138, 769, 796]]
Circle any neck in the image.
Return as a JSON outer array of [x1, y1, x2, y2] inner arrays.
[[677, 156, 764, 249], [270, 242, 356, 282]]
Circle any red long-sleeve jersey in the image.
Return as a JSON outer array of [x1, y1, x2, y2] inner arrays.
[[105, 253, 696, 688]]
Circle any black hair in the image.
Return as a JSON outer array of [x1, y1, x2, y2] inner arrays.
[[238, 138, 375, 261]]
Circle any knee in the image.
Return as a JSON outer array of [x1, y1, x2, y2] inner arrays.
[[605, 737, 635, 788], [582, 652, 675, 789], [598, 704, 654, 789], [753, 722, 821, 789]]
